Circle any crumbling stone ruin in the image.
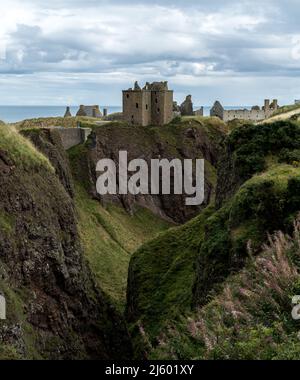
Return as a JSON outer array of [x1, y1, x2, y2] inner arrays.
[[210, 99, 279, 122], [123, 81, 174, 126], [76, 105, 102, 118], [173, 101, 181, 113], [210, 101, 225, 119], [180, 95, 194, 116], [174, 95, 203, 117], [64, 106, 72, 118], [194, 107, 204, 116]]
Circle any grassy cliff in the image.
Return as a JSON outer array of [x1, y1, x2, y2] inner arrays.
[[126, 119, 300, 359], [0, 124, 132, 359]]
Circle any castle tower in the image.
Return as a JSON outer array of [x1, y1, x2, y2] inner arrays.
[[123, 81, 173, 126], [264, 99, 270, 112], [271, 99, 278, 110], [149, 82, 174, 126], [123, 81, 151, 126]]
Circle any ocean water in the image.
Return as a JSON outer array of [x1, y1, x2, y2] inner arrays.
[[0, 105, 250, 124], [0, 106, 122, 123]]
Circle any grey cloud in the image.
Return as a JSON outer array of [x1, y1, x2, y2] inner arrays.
[[0, 0, 300, 105]]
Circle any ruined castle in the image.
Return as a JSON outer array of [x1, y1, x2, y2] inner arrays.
[[210, 99, 279, 122], [123, 81, 174, 126]]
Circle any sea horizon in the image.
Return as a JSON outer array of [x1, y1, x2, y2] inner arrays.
[[0, 105, 252, 123]]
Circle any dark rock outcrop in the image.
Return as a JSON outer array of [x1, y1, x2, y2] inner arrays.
[[79, 120, 224, 224], [0, 127, 132, 359]]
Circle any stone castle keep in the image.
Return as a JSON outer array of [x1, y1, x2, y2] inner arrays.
[[123, 81, 174, 126]]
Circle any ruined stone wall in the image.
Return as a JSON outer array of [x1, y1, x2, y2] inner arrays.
[[223, 108, 277, 122], [48, 127, 92, 150], [210, 101, 224, 119], [223, 109, 266, 122], [211, 99, 278, 122]]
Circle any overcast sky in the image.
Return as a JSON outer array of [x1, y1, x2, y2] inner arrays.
[[0, 0, 300, 106]]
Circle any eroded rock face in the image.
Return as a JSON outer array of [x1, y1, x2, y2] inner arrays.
[[81, 121, 223, 224], [215, 141, 243, 209], [0, 132, 132, 360]]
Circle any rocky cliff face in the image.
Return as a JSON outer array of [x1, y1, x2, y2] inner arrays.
[[81, 119, 224, 224], [0, 126, 131, 359]]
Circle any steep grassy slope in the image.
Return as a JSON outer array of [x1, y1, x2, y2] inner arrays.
[[126, 120, 300, 358], [68, 143, 171, 310], [151, 223, 300, 360], [0, 124, 132, 360], [126, 206, 215, 356], [74, 181, 171, 310], [264, 103, 300, 122]]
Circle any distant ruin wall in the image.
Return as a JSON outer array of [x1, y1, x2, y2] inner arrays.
[[50, 127, 92, 150], [223, 108, 276, 122], [223, 109, 266, 122], [211, 99, 279, 122]]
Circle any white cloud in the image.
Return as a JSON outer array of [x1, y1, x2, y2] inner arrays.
[[0, 0, 299, 105]]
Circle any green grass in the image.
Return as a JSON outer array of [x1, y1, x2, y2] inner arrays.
[[151, 222, 300, 360], [74, 182, 171, 310], [127, 206, 215, 339], [68, 117, 223, 312], [13, 116, 102, 130], [128, 161, 300, 349], [0, 123, 54, 172], [0, 210, 15, 234], [271, 103, 300, 117], [0, 267, 42, 360]]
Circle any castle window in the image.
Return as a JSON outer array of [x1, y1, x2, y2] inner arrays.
[[136, 103, 139, 108], [157, 108, 160, 113], [155, 98, 158, 104], [146, 104, 148, 110], [127, 94, 129, 99]]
